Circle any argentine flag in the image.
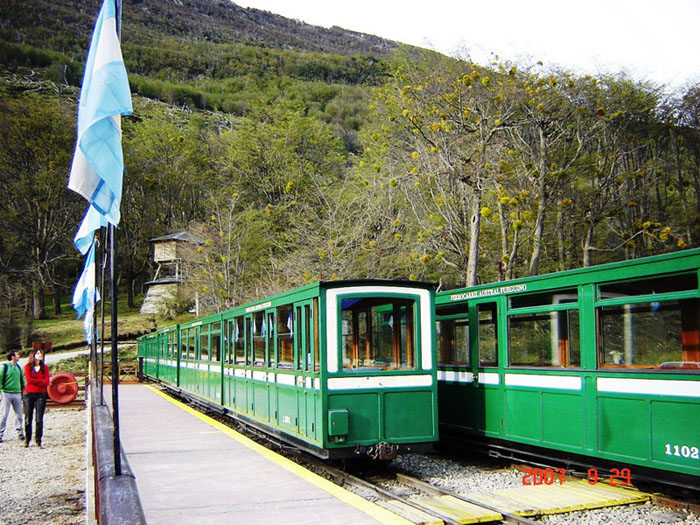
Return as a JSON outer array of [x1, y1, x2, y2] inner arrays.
[[73, 241, 101, 320], [74, 204, 108, 255], [83, 307, 99, 345], [68, 0, 132, 226]]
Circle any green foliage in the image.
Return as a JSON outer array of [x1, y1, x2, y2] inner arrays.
[[158, 288, 195, 321], [0, 0, 699, 327], [0, 318, 22, 352]]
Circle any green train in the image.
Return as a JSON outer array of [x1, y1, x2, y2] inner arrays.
[[138, 280, 438, 459], [436, 248, 700, 485]]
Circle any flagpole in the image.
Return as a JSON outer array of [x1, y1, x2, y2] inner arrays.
[[111, 0, 123, 478], [110, 223, 121, 476], [100, 228, 107, 405]]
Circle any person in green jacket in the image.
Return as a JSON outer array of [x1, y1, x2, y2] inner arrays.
[[0, 350, 25, 443]]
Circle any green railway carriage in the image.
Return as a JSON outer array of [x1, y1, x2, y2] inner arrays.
[[435, 248, 700, 484], [138, 279, 439, 459]]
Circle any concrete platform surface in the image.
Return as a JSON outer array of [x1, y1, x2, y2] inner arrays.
[[109, 384, 409, 524]]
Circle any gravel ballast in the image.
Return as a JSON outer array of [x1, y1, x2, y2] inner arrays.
[[0, 408, 87, 525], [393, 453, 700, 525]]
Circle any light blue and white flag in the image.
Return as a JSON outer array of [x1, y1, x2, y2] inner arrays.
[[74, 204, 108, 255], [68, 0, 132, 226], [83, 306, 99, 345], [73, 241, 101, 320]]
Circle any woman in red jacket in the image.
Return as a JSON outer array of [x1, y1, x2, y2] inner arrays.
[[24, 348, 50, 448]]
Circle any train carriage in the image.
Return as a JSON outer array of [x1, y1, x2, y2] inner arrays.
[[139, 279, 438, 459], [436, 248, 700, 485]]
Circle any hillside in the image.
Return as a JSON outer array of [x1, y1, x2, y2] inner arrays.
[[0, 0, 409, 115]]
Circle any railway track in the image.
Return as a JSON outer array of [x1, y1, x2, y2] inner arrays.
[[173, 388, 535, 524], [290, 450, 537, 525]]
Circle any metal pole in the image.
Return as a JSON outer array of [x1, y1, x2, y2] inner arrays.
[[91, 240, 98, 388], [99, 228, 107, 405], [112, 0, 123, 478], [110, 223, 121, 476]]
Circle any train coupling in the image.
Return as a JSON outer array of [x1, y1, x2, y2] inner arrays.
[[366, 442, 398, 460]]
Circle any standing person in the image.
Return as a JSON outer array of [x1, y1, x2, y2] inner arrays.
[[24, 348, 50, 448], [0, 350, 25, 443]]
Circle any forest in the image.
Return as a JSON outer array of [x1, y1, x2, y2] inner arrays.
[[1, 0, 699, 344]]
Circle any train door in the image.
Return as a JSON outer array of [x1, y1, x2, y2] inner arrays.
[[471, 300, 504, 437]]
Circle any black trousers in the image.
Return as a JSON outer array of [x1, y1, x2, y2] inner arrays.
[[24, 392, 47, 443]]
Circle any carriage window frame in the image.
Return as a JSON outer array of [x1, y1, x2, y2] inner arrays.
[[231, 316, 245, 365], [199, 328, 209, 361], [252, 311, 266, 367], [435, 307, 470, 368], [596, 277, 700, 371], [478, 302, 499, 367], [277, 304, 294, 369], [339, 293, 419, 373], [211, 322, 221, 362], [506, 290, 581, 369]]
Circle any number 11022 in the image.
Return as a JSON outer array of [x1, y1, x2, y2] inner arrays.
[[665, 443, 699, 459]]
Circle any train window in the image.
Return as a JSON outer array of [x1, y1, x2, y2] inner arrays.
[[253, 311, 265, 366], [277, 305, 293, 369], [267, 312, 275, 367], [437, 318, 469, 366], [509, 310, 580, 367], [478, 303, 498, 367], [200, 333, 208, 360], [510, 289, 577, 308], [224, 321, 233, 364], [211, 323, 221, 362], [341, 297, 416, 371], [598, 298, 700, 370], [244, 317, 252, 365], [295, 306, 303, 370], [599, 273, 697, 299], [313, 298, 320, 373], [436, 304, 469, 366], [188, 333, 195, 360], [234, 317, 245, 364], [181, 329, 188, 360]]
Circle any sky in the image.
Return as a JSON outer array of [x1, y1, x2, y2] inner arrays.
[[233, 0, 700, 92]]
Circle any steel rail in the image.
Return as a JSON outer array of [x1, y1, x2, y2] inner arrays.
[[395, 472, 539, 525]]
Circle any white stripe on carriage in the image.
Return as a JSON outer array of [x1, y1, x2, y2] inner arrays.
[[505, 374, 582, 390], [479, 372, 500, 385], [597, 377, 700, 398], [437, 370, 473, 383], [326, 286, 433, 373], [314, 378, 320, 390], [252, 371, 267, 381], [327, 374, 433, 390], [305, 377, 313, 389], [234, 369, 246, 378], [276, 374, 295, 386]]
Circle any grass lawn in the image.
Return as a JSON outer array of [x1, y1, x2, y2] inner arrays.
[[50, 345, 139, 374], [33, 294, 158, 351]]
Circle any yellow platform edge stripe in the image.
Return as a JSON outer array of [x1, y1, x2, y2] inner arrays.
[[146, 385, 412, 525]]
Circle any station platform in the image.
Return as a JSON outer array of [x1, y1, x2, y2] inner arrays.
[[110, 384, 408, 525]]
